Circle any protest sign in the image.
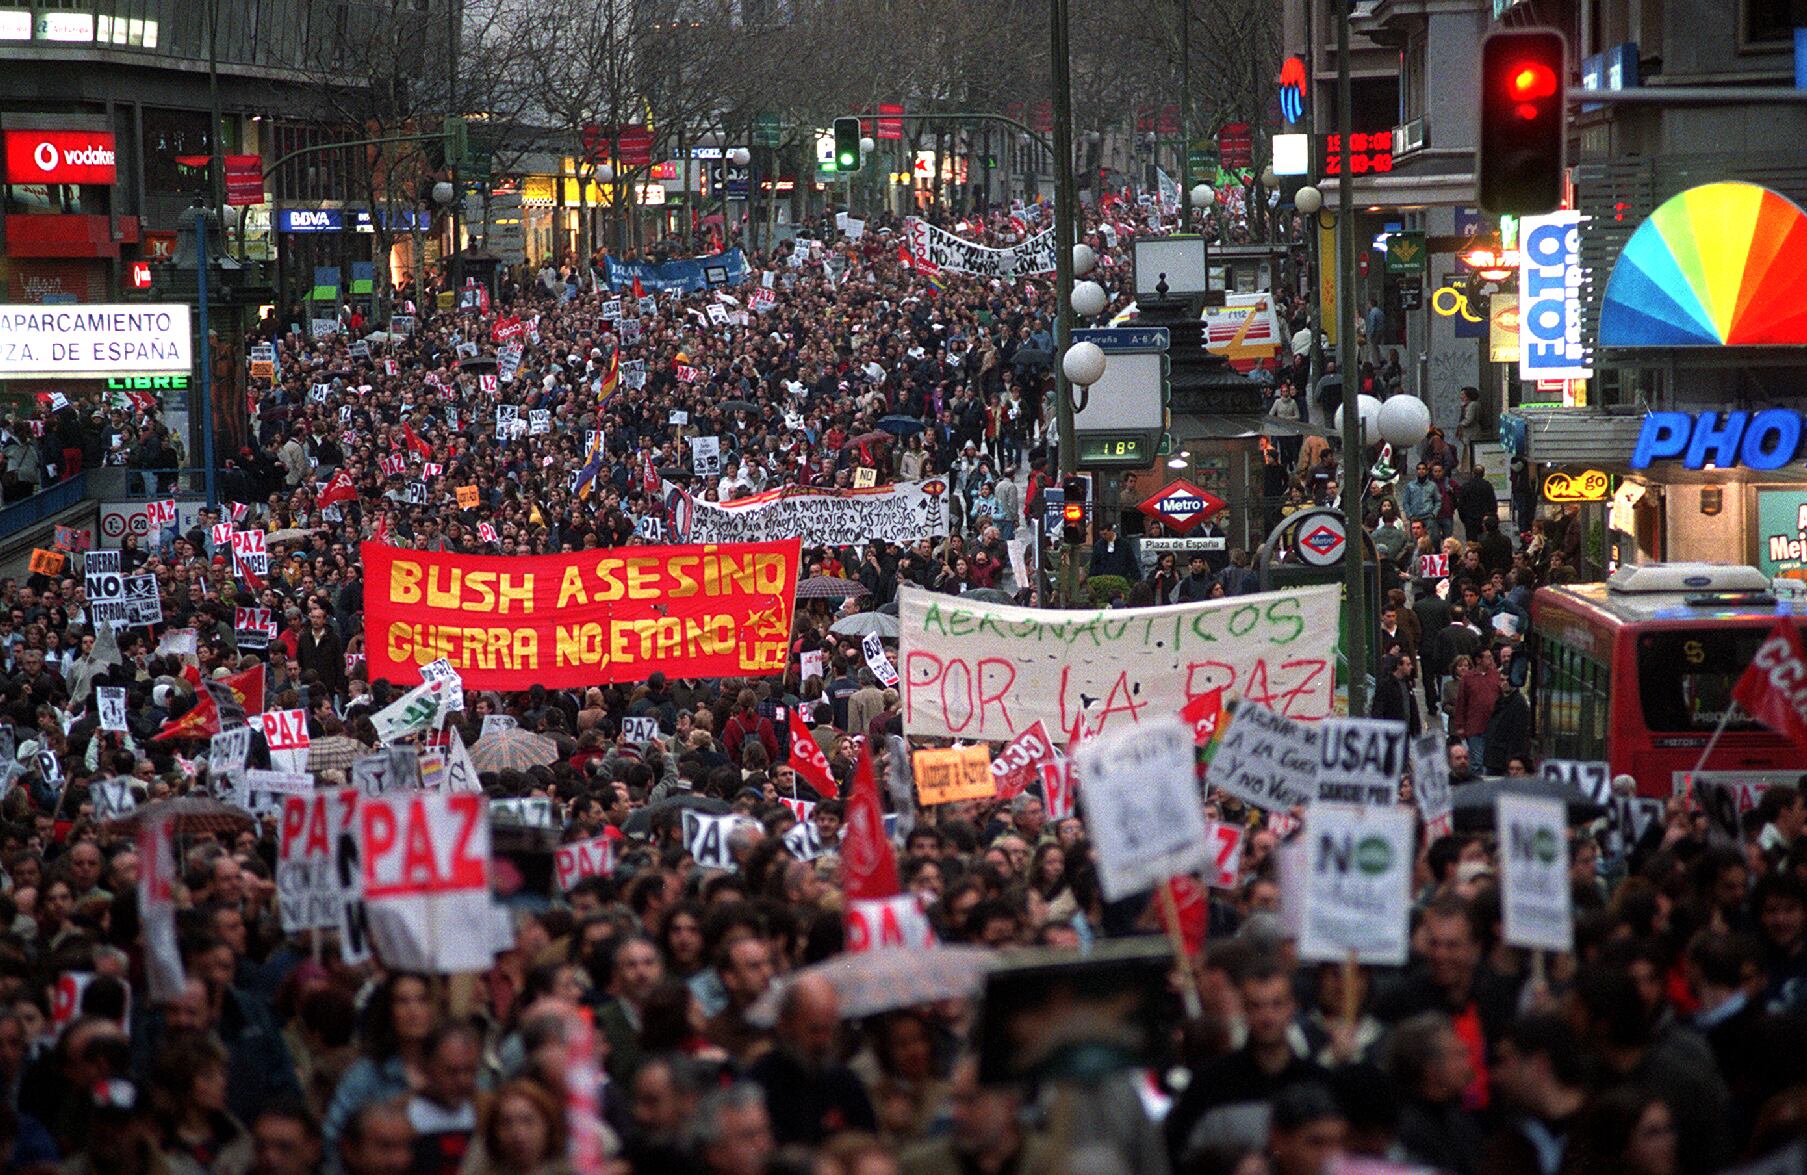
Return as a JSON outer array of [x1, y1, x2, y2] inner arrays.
[[1300, 804, 1414, 966], [1498, 794, 1573, 952], [96, 686, 127, 733], [259, 709, 310, 774], [1038, 759, 1076, 820], [370, 679, 448, 744], [235, 606, 273, 649], [911, 745, 996, 805], [1077, 716, 1209, 902], [621, 716, 660, 745], [491, 797, 557, 828], [27, 548, 64, 577], [680, 481, 951, 547], [237, 769, 313, 818], [278, 789, 358, 933], [50, 972, 100, 1038], [1204, 701, 1322, 811], [800, 649, 825, 684], [230, 529, 269, 577], [362, 540, 801, 691], [85, 565, 127, 627], [456, 485, 480, 509], [690, 435, 723, 477], [1409, 732, 1454, 832], [1418, 553, 1449, 580], [528, 408, 551, 435], [1540, 759, 1611, 804], [1203, 822, 1246, 889], [899, 585, 1340, 741], [682, 810, 742, 870], [554, 835, 616, 891], [120, 574, 161, 625], [145, 498, 178, 531], [1314, 718, 1408, 806], [862, 632, 899, 688], [480, 714, 518, 737], [138, 819, 185, 1000], [419, 657, 465, 712], [846, 895, 936, 953], [903, 217, 1056, 278], [86, 548, 121, 574], [90, 778, 137, 821], [782, 821, 827, 862], [990, 720, 1060, 800], [853, 467, 878, 489], [361, 792, 491, 973], [1609, 795, 1665, 856], [209, 725, 253, 782]]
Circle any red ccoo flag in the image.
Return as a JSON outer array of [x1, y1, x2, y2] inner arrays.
[[402, 423, 433, 458], [1732, 617, 1807, 748], [152, 690, 221, 742], [787, 709, 838, 798], [318, 469, 357, 508], [840, 746, 898, 900], [219, 663, 267, 716]]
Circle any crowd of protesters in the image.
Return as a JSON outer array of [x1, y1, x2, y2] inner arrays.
[[0, 188, 1800, 1175]]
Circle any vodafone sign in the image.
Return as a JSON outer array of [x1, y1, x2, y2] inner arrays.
[[4, 130, 117, 185]]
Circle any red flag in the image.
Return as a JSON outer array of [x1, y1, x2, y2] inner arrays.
[[1732, 618, 1807, 747], [180, 663, 202, 689], [1160, 876, 1209, 959], [402, 423, 433, 458], [318, 469, 357, 508], [220, 663, 267, 716], [632, 276, 646, 300], [371, 513, 390, 544], [1181, 689, 1226, 748], [787, 709, 838, 799], [152, 690, 220, 742], [235, 555, 265, 593], [641, 452, 659, 497], [840, 747, 897, 901]]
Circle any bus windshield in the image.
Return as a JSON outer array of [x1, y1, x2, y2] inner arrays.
[[1637, 628, 1771, 732]]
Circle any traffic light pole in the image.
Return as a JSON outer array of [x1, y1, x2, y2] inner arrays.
[[1050, 0, 1080, 608], [1336, 0, 1367, 716]]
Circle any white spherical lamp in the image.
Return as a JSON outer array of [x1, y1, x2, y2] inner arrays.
[[859, 136, 876, 154], [595, 163, 615, 184], [1072, 243, 1097, 276], [1071, 280, 1108, 318], [1333, 393, 1384, 436], [1190, 183, 1216, 209], [1062, 341, 1107, 387], [1295, 185, 1323, 215], [728, 147, 751, 166], [1377, 394, 1433, 448], [431, 181, 456, 206]]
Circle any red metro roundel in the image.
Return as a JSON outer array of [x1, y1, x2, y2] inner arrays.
[[1137, 479, 1227, 534]]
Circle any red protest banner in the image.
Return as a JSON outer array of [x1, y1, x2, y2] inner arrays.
[[1732, 618, 1807, 747], [362, 540, 801, 691]]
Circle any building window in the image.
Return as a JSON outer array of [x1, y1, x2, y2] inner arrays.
[[142, 108, 214, 196], [1744, 0, 1805, 44]]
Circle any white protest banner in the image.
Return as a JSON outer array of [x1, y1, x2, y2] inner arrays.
[[528, 408, 551, 435], [903, 216, 1056, 278], [861, 633, 900, 689], [1209, 701, 1323, 812], [1498, 793, 1573, 952], [96, 686, 127, 733], [351, 746, 417, 795], [278, 789, 358, 933], [137, 818, 185, 1001], [480, 714, 518, 737], [845, 894, 936, 953], [155, 628, 198, 657], [1540, 759, 1612, 805], [371, 679, 447, 744], [990, 720, 1060, 799], [1314, 718, 1408, 807], [1300, 804, 1414, 966], [1418, 553, 1449, 580], [682, 810, 742, 870], [90, 778, 137, 822], [554, 834, 616, 891], [782, 820, 827, 862], [900, 585, 1339, 741], [419, 658, 465, 712], [800, 649, 825, 684], [1409, 733, 1454, 833], [689, 435, 723, 477], [230, 528, 269, 577], [85, 565, 127, 627], [1203, 821, 1245, 889], [1076, 716, 1208, 901], [620, 359, 647, 390], [258, 708, 310, 774], [145, 498, 178, 531], [209, 725, 253, 783], [361, 792, 491, 973], [682, 480, 951, 547], [235, 606, 273, 649], [622, 716, 660, 745]]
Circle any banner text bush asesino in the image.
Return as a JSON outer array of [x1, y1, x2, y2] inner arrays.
[[362, 540, 801, 691]]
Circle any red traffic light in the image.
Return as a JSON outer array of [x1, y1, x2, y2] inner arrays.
[[1478, 28, 1567, 215], [1507, 61, 1558, 119], [1062, 501, 1085, 523]]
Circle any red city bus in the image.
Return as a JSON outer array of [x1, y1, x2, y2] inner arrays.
[[1529, 563, 1807, 798]]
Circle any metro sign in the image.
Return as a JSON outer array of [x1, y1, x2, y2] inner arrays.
[[1137, 478, 1226, 534], [1299, 523, 1346, 561]]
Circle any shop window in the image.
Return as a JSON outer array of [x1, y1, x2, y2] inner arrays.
[[142, 108, 213, 196]]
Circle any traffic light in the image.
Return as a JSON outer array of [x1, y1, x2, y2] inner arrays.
[[1061, 477, 1088, 545], [833, 117, 862, 172], [1478, 29, 1567, 214]]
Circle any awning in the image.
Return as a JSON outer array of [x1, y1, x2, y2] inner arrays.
[[1171, 412, 1334, 441]]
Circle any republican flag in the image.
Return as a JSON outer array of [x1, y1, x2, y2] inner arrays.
[[318, 469, 357, 508], [152, 690, 221, 742], [1732, 618, 1807, 748], [402, 422, 433, 457], [596, 346, 620, 407], [1182, 689, 1227, 758], [641, 451, 659, 497], [787, 709, 838, 799], [574, 432, 606, 502], [840, 746, 897, 900]]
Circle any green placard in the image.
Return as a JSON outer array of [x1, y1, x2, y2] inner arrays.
[[753, 113, 782, 150], [1187, 139, 1217, 183], [1385, 230, 1427, 274]]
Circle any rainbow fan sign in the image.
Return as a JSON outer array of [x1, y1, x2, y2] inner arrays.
[[1599, 182, 1807, 347]]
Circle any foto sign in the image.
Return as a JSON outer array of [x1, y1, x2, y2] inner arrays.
[[1137, 479, 1227, 534], [1517, 211, 1592, 382], [0, 304, 192, 379]]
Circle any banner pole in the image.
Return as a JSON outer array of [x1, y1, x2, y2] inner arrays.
[[1156, 879, 1204, 1020], [1683, 702, 1739, 802]]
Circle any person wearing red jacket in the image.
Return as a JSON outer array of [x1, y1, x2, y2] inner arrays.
[[722, 688, 779, 767], [1449, 648, 1504, 770]]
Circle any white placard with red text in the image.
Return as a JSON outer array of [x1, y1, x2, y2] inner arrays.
[[846, 894, 936, 953], [361, 792, 492, 972], [259, 708, 310, 774], [554, 834, 616, 891]]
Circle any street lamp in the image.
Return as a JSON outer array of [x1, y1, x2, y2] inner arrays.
[[1061, 340, 1107, 387], [1295, 184, 1323, 215], [1071, 279, 1108, 319], [1377, 394, 1432, 450], [1190, 183, 1215, 210], [596, 163, 615, 184], [728, 147, 750, 167], [1072, 242, 1097, 276], [859, 136, 876, 154]]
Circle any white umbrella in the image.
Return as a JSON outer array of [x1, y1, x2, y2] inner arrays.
[[830, 612, 898, 639]]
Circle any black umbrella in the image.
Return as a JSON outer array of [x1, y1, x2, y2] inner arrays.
[[720, 400, 758, 414], [877, 414, 927, 436], [1449, 776, 1606, 831], [623, 793, 730, 836], [460, 356, 499, 371]]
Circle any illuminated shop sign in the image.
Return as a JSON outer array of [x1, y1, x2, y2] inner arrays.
[[1630, 410, 1807, 470]]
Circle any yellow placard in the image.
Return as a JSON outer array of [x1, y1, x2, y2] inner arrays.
[[1318, 220, 1338, 347], [912, 745, 996, 805], [27, 549, 65, 577], [853, 467, 878, 488], [456, 484, 480, 509]]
